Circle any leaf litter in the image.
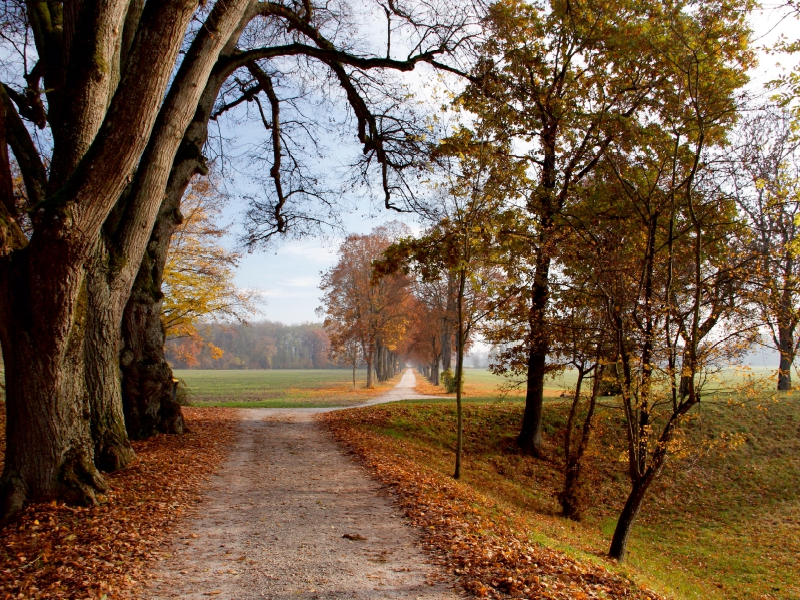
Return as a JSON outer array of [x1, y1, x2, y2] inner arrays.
[[322, 408, 664, 600], [0, 406, 238, 599]]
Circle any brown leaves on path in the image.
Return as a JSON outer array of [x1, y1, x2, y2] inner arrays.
[[0, 406, 238, 599], [322, 408, 663, 600]]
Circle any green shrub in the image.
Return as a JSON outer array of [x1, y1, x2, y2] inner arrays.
[[440, 369, 462, 394], [173, 378, 191, 406]]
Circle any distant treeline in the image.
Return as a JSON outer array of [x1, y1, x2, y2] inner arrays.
[[166, 321, 335, 370]]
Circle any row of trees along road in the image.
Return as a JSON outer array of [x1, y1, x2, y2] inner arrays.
[[319, 224, 413, 389], [0, 0, 475, 522], [327, 0, 800, 563]]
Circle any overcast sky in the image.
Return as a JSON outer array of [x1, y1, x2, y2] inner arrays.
[[224, 4, 799, 330]]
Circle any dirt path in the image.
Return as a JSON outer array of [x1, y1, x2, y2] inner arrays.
[[146, 370, 461, 600]]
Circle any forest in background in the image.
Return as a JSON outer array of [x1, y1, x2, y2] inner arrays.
[[166, 321, 334, 370]]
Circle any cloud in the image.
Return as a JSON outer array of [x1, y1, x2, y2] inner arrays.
[[281, 242, 336, 263], [260, 288, 319, 299], [283, 276, 318, 288]]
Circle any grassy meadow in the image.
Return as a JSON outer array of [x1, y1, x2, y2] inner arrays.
[[174, 368, 400, 408]]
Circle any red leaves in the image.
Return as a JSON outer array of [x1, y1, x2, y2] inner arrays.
[[322, 408, 662, 600], [0, 407, 237, 599]]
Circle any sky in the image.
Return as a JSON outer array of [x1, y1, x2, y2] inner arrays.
[[223, 4, 800, 337]]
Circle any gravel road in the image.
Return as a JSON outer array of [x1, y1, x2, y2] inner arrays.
[[145, 370, 461, 600]]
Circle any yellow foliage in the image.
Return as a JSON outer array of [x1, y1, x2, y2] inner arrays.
[[162, 176, 259, 360]]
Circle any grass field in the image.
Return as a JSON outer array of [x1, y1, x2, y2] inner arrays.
[[174, 368, 399, 408], [443, 366, 780, 399], [332, 385, 799, 600]]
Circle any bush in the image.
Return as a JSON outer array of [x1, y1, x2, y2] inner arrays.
[[173, 378, 191, 406], [440, 369, 462, 394]]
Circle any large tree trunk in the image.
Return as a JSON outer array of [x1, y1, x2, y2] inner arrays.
[[518, 250, 552, 457], [0, 248, 108, 524], [120, 254, 186, 439], [85, 238, 136, 470], [120, 162, 190, 439], [119, 8, 255, 436]]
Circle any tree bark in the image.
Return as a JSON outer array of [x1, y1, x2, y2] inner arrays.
[[608, 471, 656, 561], [119, 6, 255, 437], [559, 364, 600, 520], [517, 248, 551, 457], [366, 351, 374, 388], [777, 321, 794, 391], [85, 237, 136, 470], [0, 247, 108, 524], [0, 0, 201, 522], [453, 268, 466, 480], [120, 249, 186, 439], [120, 155, 192, 439]]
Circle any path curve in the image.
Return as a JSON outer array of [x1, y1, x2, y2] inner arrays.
[[146, 369, 460, 599]]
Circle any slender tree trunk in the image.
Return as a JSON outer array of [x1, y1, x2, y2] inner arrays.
[[777, 321, 794, 391], [560, 364, 600, 520], [352, 359, 357, 390], [609, 470, 657, 561], [518, 250, 551, 457], [453, 268, 466, 480]]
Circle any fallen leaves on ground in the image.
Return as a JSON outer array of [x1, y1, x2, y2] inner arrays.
[[321, 408, 663, 600], [0, 406, 238, 599]]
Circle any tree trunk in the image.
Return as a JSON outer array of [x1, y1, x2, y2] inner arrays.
[[85, 238, 136, 470], [0, 248, 108, 524], [119, 165, 191, 438], [777, 322, 794, 391], [518, 250, 551, 457], [453, 268, 466, 480], [442, 273, 456, 371], [608, 471, 656, 561], [118, 5, 254, 436], [120, 252, 186, 439], [559, 365, 600, 520], [366, 350, 374, 388]]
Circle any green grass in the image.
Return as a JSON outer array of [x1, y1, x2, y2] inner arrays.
[[460, 366, 780, 398], [174, 368, 397, 408], [338, 390, 800, 600]]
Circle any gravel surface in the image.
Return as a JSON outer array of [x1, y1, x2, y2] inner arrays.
[[146, 370, 462, 599]]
